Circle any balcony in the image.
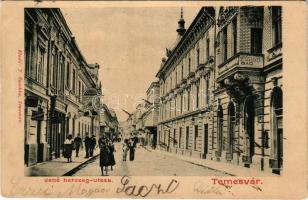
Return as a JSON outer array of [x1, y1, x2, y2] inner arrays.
[[216, 53, 264, 103], [217, 53, 264, 81]]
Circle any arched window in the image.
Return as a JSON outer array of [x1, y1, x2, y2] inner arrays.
[[243, 95, 255, 162], [270, 86, 283, 169], [227, 102, 236, 160], [217, 105, 224, 155]]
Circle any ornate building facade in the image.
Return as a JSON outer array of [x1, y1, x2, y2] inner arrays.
[[156, 7, 216, 158], [24, 8, 102, 166], [156, 6, 283, 174]]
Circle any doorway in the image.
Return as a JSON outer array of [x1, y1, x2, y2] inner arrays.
[[204, 124, 208, 157]]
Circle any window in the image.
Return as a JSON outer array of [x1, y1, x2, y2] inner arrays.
[[66, 61, 70, 88], [188, 56, 191, 73], [179, 127, 182, 148], [187, 90, 190, 111], [205, 79, 210, 105], [173, 129, 176, 147], [206, 38, 210, 60], [72, 68, 76, 93], [186, 126, 189, 149], [232, 18, 237, 55], [194, 125, 198, 151], [196, 84, 200, 109], [174, 97, 177, 116], [78, 81, 81, 100], [222, 28, 228, 62], [25, 30, 32, 77], [180, 94, 183, 113], [175, 71, 178, 85], [251, 28, 263, 54], [52, 52, 58, 88], [272, 7, 282, 46], [59, 55, 65, 92], [196, 48, 200, 66], [181, 65, 184, 79], [37, 47, 45, 84]]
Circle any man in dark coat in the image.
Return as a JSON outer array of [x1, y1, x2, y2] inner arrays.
[[74, 134, 82, 157], [84, 135, 91, 158], [90, 135, 96, 157]]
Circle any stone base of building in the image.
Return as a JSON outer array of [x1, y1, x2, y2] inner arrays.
[[25, 144, 37, 166], [191, 151, 202, 158], [25, 143, 49, 166]]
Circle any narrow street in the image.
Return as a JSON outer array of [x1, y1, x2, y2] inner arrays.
[[73, 143, 228, 176]]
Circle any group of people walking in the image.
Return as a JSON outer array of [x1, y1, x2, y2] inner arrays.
[[62, 133, 97, 163], [63, 134, 138, 176], [98, 136, 116, 176], [122, 138, 137, 162]]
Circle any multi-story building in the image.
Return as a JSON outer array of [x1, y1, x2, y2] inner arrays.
[[156, 6, 283, 174], [213, 6, 283, 174], [123, 80, 160, 147], [141, 81, 160, 148], [99, 104, 119, 140], [156, 7, 216, 157], [24, 8, 102, 166]]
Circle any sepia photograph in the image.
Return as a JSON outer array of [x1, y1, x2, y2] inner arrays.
[[1, 1, 308, 198], [24, 6, 283, 177]]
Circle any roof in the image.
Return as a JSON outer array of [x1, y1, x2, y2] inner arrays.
[[156, 7, 215, 78]]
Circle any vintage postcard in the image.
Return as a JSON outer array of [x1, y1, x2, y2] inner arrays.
[[0, 1, 307, 198]]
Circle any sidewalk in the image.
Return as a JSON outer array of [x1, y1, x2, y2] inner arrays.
[[25, 148, 100, 176], [152, 149, 279, 177]]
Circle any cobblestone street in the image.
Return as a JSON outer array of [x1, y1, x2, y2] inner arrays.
[[73, 143, 229, 176]]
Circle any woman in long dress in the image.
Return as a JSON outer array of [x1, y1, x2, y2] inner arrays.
[[64, 134, 74, 163], [99, 136, 109, 176], [108, 140, 116, 171]]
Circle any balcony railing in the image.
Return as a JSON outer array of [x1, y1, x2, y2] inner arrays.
[[218, 52, 264, 76]]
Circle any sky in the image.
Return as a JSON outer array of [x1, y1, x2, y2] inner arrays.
[[61, 7, 200, 122]]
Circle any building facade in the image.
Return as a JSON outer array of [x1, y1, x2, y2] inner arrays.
[[122, 81, 160, 147], [156, 7, 216, 158], [99, 104, 119, 140], [24, 8, 101, 166], [156, 6, 282, 174]]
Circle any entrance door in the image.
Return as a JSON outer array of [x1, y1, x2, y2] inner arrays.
[[167, 130, 171, 151], [204, 124, 208, 156], [186, 126, 189, 149], [36, 120, 42, 162], [271, 86, 283, 170], [244, 96, 255, 162]]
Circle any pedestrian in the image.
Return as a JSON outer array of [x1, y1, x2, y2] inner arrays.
[[107, 139, 116, 171], [84, 135, 91, 158], [90, 135, 96, 157], [122, 139, 129, 161], [128, 138, 135, 161], [64, 134, 74, 163], [74, 134, 82, 157], [98, 136, 110, 176]]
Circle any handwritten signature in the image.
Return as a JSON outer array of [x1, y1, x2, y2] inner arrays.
[[116, 175, 179, 197], [193, 180, 234, 196]]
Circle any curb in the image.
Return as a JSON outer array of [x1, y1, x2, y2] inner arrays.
[[62, 154, 100, 176], [152, 150, 236, 176]]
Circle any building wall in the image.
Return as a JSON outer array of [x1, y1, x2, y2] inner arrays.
[[24, 8, 101, 166], [156, 6, 283, 174]]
